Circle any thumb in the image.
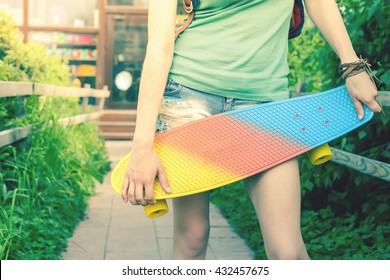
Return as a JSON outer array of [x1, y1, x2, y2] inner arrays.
[[352, 98, 365, 120]]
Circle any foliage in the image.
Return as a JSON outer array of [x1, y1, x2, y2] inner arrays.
[[0, 116, 110, 259], [288, 0, 390, 92], [288, 24, 333, 93], [290, 0, 390, 239], [210, 182, 267, 259], [0, 10, 70, 85], [0, 10, 111, 259], [338, 0, 390, 86], [211, 178, 390, 260], [0, 9, 71, 131], [212, 0, 389, 260]]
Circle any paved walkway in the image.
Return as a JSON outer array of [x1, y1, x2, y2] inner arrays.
[[62, 141, 254, 260]]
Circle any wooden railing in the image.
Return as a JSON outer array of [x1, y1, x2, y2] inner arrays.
[[329, 148, 389, 181], [1, 81, 389, 182], [0, 81, 110, 148]]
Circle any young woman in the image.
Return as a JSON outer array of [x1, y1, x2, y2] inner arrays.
[[120, 0, 381, 260]]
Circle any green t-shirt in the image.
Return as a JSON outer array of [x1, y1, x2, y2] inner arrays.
[[169, 0, 294, 101]]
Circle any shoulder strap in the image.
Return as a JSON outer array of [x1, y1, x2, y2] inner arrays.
[[175, 0, 195, 40], [289, 0, 305, 39]]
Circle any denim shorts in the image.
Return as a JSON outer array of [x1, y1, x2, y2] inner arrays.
[[156, 79, 267, 133]]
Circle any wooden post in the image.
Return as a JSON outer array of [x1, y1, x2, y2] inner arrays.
[[97, 85, 108, 112], [97, 0, 106, 89], [82, 84, 91, 114], [22, 0, 29, 42], [17, 96, 26, 117]]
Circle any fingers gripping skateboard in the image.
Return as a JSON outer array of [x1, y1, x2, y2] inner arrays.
[[307, 143, 333, 165], [110, 152, 170, 218], [111, 152, 131, 195]]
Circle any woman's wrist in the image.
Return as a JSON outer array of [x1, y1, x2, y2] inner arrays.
[[339, 52, 359, 64], [132, 135, 155, 151]]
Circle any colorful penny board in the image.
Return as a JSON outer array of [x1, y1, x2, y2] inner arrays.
[[111, 85, 374, 218]]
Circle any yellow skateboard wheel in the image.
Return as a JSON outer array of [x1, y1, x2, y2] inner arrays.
[[307, 143, 333, 165], [144, 200, 169, 218]]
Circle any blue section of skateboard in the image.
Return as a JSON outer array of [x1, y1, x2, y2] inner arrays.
[[227, 85, 374, 148]]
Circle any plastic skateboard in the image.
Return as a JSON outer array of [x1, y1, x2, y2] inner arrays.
[[111, 85, 374, 218]]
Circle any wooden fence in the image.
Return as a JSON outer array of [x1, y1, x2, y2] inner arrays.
[[1, 81, 389, 182], [0, 81, 110, 147]]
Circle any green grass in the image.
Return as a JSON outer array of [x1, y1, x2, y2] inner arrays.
[[0, 12, 111, 259], [0, 98, 111, 260]]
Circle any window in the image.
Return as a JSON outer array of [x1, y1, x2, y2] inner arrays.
[[107, 0, 149, 6], [29, 0, 98, 27], [0, 0, 24, 26]]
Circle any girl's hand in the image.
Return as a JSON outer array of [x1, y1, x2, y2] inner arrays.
[[345, 71, 382, 120], [121, 147, 171, 206]]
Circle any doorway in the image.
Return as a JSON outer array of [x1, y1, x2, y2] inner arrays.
[[104, 13, 147, 109]]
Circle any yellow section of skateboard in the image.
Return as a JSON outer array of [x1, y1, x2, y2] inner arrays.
[[111, 144, 332, 218], [111, 145, 239, 200]]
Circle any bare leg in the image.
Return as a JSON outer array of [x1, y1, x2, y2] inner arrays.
[[245, 158, 309, 260], [172, 192, 210, 259]]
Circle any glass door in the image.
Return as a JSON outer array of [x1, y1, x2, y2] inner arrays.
[[105, 14, 147, 109]]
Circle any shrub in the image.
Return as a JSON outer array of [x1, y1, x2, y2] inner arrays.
[[0, 115, 110, 259], [0, 9, 71, 131], [212, 0, 389, 260], [0, 10, 111, 259]]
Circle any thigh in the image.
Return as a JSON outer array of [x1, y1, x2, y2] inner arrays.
[[245, 158, 303, 252]]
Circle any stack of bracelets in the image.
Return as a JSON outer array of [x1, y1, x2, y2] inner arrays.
[[339, 56, 385, 112], [339, 56, 382, 87]]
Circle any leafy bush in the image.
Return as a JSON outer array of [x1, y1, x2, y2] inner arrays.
[[211, 177, 390, 260], [0, 10, 70, 85], [212, 0, 389, 260], [291, 2, 389, 259], [0, 10, 111, 259], [338, 0, 390, 86], [0, 115, 110, 259], [289, 0, 390, 92], [0, 9, 71, 131]]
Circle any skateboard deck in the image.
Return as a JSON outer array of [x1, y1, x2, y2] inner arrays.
[[111, 85, 374, 218]]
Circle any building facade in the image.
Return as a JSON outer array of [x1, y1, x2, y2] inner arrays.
[[2, 0, 185, 110]]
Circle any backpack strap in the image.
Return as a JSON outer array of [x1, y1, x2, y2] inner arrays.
[[175, 0, 195, 40], [289, 0, 305, 39], [175, 0, 304, 40]]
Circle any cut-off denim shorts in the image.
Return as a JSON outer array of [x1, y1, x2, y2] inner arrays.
[[156, 79, 268, 133]]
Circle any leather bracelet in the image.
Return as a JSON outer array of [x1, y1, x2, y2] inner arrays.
[[339, 57, 370, 79], [339, 57, 382, 87]]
